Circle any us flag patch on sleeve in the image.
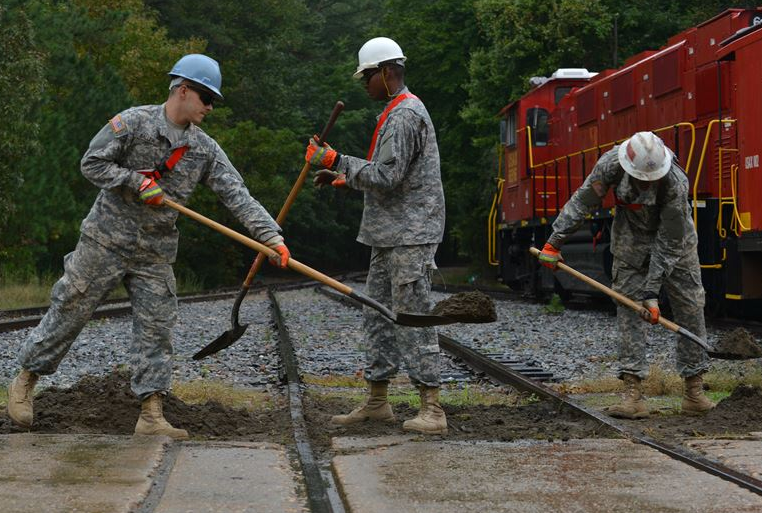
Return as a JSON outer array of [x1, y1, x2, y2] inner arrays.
[[109, 114, 126, 133]]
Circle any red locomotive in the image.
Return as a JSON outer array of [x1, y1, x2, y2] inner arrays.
[[490, 8, 762, 314]]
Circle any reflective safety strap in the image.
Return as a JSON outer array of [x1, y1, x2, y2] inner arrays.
[[366, 93, 418, 160]]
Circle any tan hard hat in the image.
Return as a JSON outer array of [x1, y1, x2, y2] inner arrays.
[[617, 132, 672, 181]]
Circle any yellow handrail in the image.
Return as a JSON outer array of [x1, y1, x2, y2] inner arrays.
[[529, 122, 695, 174], [693, 119, 735, 227], [729, 163, 751, 234], [488, 143, 505, 266], [488, 179, 505, 266]]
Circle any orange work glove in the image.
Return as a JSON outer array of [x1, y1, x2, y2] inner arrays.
[[138, 177, 164, 205], [640, 297, 660, 325], [314, 170, 347, 189], [538, 242, 563, 269], [305, 136, 340, 170], [268, 243, 290, 269]]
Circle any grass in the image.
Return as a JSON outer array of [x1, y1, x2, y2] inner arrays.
[[306, 377, 521, 409], [172, 380, 277, 411], [0, 387, 6, 407], [0, 274, 204, 309], [557, 363, 762, 396]]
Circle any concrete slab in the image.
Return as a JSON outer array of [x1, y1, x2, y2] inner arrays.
[[686, 439, 762, 479], [332, 438, 762, 513], [332, 434, 417, 452], [0, 434, 167, 513], [154, 441, 307, 513]]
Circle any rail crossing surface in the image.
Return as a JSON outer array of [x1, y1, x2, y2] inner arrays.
[[3, 433, 762, 512]]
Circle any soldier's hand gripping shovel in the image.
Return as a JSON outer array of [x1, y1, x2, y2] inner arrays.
[[193, 101, 344, 360], [529, 247, 762, 360], [162, 200, 466, 346]]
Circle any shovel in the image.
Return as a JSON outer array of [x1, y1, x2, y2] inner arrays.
[[161, 200, 459, 354], [529, 247, 762, 360], [194, 102, 344, 360]]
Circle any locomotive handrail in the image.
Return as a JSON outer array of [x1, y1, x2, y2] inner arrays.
[[729, 164, 751, 234], [693, 118, 736, 227], [717, 147, 739, 239], [488, 178, 505, 266], [488, 143, 505, 266], [526, 122, 695, 219]]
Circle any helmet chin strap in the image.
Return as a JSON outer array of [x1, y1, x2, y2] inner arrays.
[[381, 67, 392, 98]]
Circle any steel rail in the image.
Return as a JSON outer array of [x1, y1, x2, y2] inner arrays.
[[0, 272, 368, 333], [268, 289, 345, 513], [314, 285, 762, 497]]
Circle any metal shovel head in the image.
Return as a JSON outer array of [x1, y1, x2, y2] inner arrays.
[[192, 322, 249, 360], [394, 312, 460, 327]]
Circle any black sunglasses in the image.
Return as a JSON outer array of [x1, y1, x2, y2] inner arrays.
[[361, 67, 382, 83], [184, 84, 215, 106]]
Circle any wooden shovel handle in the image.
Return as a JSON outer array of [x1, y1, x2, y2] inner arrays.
[[164, 198, 352, 296], [528, 247, 681, 334], [242, 101, 345, 287]]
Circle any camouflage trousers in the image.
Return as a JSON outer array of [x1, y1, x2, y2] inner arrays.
[[363, 244, 440, 387], [18, 235, 178, 399], [611, 251, 709, 379]]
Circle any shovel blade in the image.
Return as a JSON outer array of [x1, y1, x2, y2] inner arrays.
[[394, 312, 459, 327], [193, 323, 249, 360]]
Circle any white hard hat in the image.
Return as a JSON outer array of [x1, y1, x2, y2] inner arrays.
[[617, 132, 672, 181], [353, 37, 406, 79]]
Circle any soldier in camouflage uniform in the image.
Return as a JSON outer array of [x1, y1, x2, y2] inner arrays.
[[304, 37, 447, 435], [539, 131, 715, 419], [7, 54, 290, 438]]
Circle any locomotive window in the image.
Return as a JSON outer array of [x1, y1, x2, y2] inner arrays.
[[526, 108, 549, 146], [500, 109, 517, 147], [555, 87, 572, 104]]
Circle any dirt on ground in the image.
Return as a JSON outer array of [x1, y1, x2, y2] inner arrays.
[[0, 371, 292, 441], [303, 393, 620, 453], [614, 385, 762, 445], [432, 291, 497, 323], [713, 328, 762, 359]]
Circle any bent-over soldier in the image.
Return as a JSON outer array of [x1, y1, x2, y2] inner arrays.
[[539, 131, 715, 419]]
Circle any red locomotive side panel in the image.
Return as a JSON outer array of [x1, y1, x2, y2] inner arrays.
[[493, 8, 762, 307], [719, 23, 762, 233]]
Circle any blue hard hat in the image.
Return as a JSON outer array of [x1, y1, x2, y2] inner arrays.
[[168, 54, 223, 99]]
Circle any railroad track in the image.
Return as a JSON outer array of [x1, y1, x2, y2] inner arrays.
[[3, 277, 761, 507], [282, 283, 762, 498]]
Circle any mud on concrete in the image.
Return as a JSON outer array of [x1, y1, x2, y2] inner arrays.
[[303, 391, 620, 453], [432, 291, 497, 323], [617, 384, 762, 445], [0, 371, 292, 441]]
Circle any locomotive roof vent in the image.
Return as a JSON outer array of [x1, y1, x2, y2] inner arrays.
[[550, 68, 596, 80]]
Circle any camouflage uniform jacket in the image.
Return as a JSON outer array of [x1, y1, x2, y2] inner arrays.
[[547, 147, 698, 296], [79, 104, 281, 263], [335, 87, 445, 247]]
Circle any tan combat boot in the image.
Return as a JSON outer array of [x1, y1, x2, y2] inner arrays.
[[402, 386, 448, 435], [332, 381, 395, 425], [605, 373, 649, 419], [134, 393, 189, 440], [682, 373, 716, 414], [7, 369, 39, 428]]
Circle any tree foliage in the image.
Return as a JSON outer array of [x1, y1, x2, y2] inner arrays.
[[0, 0, 740, 286]]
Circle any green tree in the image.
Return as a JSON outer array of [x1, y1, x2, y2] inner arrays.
[[0, 5, 45, 277]]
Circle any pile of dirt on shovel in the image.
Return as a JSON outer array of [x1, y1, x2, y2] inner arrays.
[[713, 328, 762, 359], [0, 371, 292, 441], [432, 291, 497, 323]]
